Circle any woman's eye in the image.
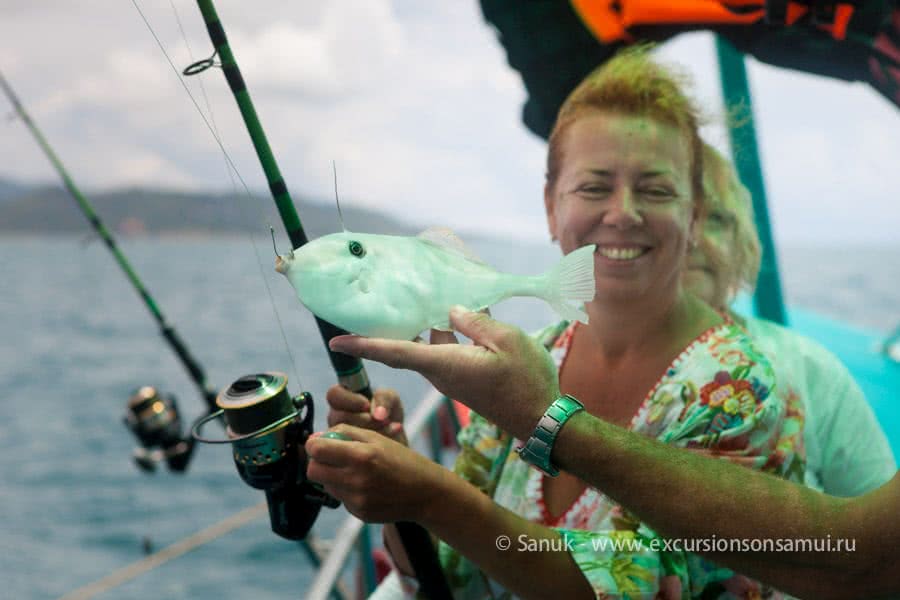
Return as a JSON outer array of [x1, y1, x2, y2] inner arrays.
[[707, 211, 735, 230], [640, 187, 674, 200], [576, 184, 612, 196]]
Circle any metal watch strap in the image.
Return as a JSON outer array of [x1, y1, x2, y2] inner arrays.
[[516, 394, 584, 477]]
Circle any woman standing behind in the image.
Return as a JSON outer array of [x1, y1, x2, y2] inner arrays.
[[311, 48, 804, 598], [685, 143, 896, 496]]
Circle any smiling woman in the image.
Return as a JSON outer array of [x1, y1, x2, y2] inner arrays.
[[545, 113, 695, 304], [307, 47, 807, 599]]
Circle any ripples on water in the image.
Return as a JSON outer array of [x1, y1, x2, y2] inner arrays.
[[0, 236, 897, 598]]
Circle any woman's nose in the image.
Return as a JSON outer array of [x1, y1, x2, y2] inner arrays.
[[601, 189, 642, 228]]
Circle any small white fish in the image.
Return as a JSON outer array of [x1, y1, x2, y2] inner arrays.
[[275, 227, 596, 340]]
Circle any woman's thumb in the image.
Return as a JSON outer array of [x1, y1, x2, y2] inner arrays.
[[449, 305, 501, 344]]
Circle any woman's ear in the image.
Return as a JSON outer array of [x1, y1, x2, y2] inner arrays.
[[544, 183, 558, 242]]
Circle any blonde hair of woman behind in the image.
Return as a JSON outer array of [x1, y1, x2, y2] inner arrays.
[[701, 143, 762, 307]]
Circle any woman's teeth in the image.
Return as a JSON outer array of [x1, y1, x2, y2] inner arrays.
[[598, 247, 646, 260]]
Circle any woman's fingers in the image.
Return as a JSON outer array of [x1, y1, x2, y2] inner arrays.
[[429, 328, 458, 345], [326, 384, 369, 413], [305, 425, 436, 523], [371, 388, 403, 423], [326, 384, 371, 429], [329, 335, 427, 371], [324, 385, 405, 443]]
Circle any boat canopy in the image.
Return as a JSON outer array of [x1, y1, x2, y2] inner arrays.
[[480, 0, 899, 138]]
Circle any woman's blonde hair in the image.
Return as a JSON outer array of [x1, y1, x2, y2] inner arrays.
[[701, 143, 762, 306], [546, 45, 706, 207]]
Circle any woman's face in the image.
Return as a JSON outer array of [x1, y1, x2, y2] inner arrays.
[[545, 112, 697, 304], [684, 174, 739, 309]]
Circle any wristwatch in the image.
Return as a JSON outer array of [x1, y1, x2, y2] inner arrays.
[[517, 394, 584, 477]]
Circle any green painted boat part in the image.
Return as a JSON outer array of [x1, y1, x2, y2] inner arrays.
[[716, 36, 788, 325]]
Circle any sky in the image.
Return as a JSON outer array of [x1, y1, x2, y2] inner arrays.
[[1, 1, 899, 245]]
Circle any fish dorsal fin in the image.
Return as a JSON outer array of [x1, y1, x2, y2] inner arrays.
[[417, 226, 485, 264]]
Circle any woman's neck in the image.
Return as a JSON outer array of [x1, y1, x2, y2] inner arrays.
[[582, 288, 719, 361]]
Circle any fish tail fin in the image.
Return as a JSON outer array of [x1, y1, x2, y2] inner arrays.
[[540, 244, 596, 324]]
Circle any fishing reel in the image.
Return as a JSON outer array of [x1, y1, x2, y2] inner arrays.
[[192, 372, 338, 540], [124, 386, 195, 473]]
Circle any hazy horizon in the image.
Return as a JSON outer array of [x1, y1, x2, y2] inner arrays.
[[2, 2, 899, 244]]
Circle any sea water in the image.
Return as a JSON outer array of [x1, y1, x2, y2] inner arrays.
[[0, 236, 897, 599]]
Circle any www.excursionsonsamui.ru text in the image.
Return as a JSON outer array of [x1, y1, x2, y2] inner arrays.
[[591, 535, 856, 553]]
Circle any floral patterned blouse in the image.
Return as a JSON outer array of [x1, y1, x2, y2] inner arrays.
[[375, 320, 806, 600]]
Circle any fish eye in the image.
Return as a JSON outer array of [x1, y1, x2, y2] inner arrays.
[[348, 240, 366, 258]]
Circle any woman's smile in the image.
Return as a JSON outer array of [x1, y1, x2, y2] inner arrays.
[[595, 244, 651, 262]]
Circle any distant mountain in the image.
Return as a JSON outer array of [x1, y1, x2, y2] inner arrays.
[[0, 177, 31, 203], [0, 182, 418, 237]]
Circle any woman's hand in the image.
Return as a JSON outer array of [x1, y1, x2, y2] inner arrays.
[[329, 307, 560, 440], [325, 385, 407, 445], [307, 425, 597, 600], [305, 425, 445, 523]]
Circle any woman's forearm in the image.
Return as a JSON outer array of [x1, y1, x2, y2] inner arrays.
[[415, 469, 594, 600], [554, 412, 900, 598]]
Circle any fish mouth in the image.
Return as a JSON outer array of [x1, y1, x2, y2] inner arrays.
[[274, 255, 288, 274]]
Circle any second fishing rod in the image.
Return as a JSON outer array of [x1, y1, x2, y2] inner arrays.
[[184, 1, 454, 597], [0, 70, 214, 475]]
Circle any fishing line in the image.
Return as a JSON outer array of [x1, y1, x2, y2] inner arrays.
[[332, 161, 347, 233], [168, 0, 222, 147], [142, 4, 454, 594], [132, 0, 305, 390], [167, 0, 229, 255], [156, 0, 304, 389]]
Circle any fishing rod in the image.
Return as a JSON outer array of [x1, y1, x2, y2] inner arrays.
[[182, 2, 453, 596], [0, 70, 214, 473]]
